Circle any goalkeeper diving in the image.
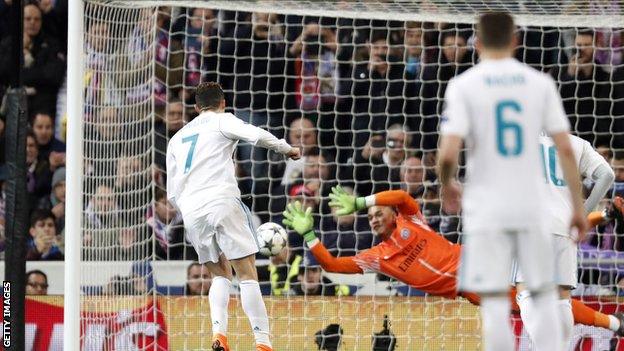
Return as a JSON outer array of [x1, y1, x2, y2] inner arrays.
[[282, 187, 624, 333]]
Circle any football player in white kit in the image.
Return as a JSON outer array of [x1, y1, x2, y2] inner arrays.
[[514, 134, 615, 345], [166, 82, 301, 351], [437, 12, 588, 351]]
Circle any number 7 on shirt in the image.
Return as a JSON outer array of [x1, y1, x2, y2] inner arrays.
[[182, 133, 199, 173]]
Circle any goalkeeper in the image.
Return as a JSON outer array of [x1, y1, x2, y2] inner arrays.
[[282, 187, 624, 334]]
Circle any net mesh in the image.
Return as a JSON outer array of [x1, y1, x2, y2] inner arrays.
[[76, 1, 624, 350]]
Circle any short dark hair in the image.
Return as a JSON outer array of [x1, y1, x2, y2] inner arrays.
[[478, 12, 515, 49], [30, 209, 55, 228], [195, 82, 224, 111], [155, 187, 167, 201], [576, 28, 595, 39], [26, 269, 48, 283], [187, 262, 202, 277]]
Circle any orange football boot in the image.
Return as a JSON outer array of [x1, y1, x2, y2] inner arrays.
[[211, 333, 230, 351], [256, 343, 273, 351]]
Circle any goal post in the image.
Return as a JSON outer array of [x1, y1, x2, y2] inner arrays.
[[63, 1, 624, 350], [65, 0, 85, 350]]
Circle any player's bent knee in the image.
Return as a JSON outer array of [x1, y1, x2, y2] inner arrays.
[[230, 254, 258, 281]]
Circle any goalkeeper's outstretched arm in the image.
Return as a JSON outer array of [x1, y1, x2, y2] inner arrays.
[[329, 186, 421, 217], [306, 237, 363, 274]]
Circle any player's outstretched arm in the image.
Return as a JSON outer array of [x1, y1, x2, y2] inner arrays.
[[551, 132, 589, 241], [584, 164, 615, 213], [328, 187, 420, 216], [282, 201, 363, 274], [219, 114, 300, 159]]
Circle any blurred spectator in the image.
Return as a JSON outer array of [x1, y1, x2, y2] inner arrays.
[[403, 21, 424, 77], [180, 8, 219, 97], [352, 125, 408, 195], [401, 156, 425, 197], [596, 144, 614, 164], [155, 98, 185, 169], [84, 106, 122, 177], [291, 22, 338, 108], [154, 7, 183, 108], [421, 27, 473, 150], [611, 55, 624, 148], [551, 29, 611, 145], [613, 152, 624, 198], [116, 223, 151, 261], [26, 269, 48, 295], [0, 3, 64, 114], [38, 0, 68, 53], [103, 274, 147, 295], [84, 20, 113, 107], [114, 154, 150, 217], [38, 167, 65, 231], [293, 254, 350, 296], [147, 188, 191, 260], [267, 240, 302, 296], [26, 209, 63, 260], [289, 21, 338, 147], [350, 32, 418, 145], [30, 112, 66, 171], [83, 184, 119, 260], [26, 131, 52, 209], [219, 11, 285, 117], [185, 262, 212, 295]]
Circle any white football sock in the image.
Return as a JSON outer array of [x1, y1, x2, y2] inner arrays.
[[240, 280, 272, 347], [522, 289, 563, 351], [209, 276, 231, 336], [480, 295, 514, 351], [558, 298, 573, 346], [609, 315, 621, 331]]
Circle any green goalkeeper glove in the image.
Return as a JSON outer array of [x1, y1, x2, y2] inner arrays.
[[282, 201, 316, 242], [328, 186, 367, 216]]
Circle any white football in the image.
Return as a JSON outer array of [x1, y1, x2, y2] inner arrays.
[[256, 222, 288, 257]]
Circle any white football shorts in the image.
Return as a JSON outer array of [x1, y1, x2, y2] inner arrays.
[[183, 197, 259, 264], [458, 223, 556, 294], [513, 234, 577, 289]]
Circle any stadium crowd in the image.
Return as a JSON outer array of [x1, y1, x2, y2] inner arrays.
[[0, 2, 623, 296]]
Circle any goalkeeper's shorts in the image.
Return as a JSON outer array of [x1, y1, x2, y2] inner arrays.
[[183, 197, 260, 264]]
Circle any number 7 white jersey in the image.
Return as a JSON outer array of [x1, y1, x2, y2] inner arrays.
[[166, 111, 291, 217], [540, 134, 609, 237], [440, 57, 570, 228]]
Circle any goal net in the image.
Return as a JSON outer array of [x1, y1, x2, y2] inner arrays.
[[63, 0, 624, 350]]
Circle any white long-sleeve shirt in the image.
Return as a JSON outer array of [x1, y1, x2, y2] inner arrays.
[[166, 111, 292, 216], [440, 57, 570, 228], [540, 134, 613, 237]]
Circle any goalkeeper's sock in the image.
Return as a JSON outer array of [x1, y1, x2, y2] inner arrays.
[[209, 276, 231, 337], [558, 298, 573, 344], [240, 280, 272, 348], [480, 295, 514, 351]]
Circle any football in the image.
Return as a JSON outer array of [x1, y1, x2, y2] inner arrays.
[[256, 222, 288, 257]]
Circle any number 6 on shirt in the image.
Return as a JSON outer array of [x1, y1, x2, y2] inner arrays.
[[496, 100, 523, 157], [182, 133, 199, 173]]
